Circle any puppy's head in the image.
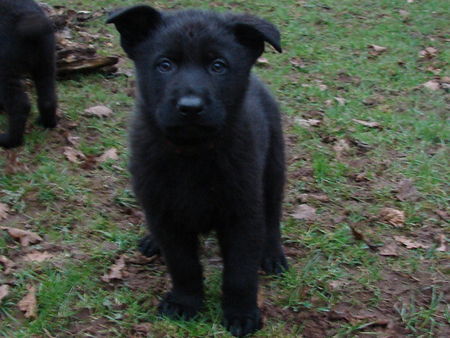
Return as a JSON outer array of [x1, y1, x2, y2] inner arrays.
[[107, 6, 281, 145]]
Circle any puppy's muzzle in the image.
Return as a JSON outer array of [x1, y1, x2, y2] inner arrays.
[[177, 95, 204, 119]]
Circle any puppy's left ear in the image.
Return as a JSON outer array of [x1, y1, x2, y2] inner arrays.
[[231, 14, 282, 57], [106, 5, 162, 58]]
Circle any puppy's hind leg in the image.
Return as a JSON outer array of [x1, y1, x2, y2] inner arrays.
[[32, 66, 57, 129], [0, 79, 30, 148]]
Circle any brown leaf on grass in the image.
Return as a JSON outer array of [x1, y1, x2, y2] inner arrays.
[[334, 97, 346, 106], [134, 323, 152, 335], [290, 57, 306, 68], [352, 119, 382, 129], [419, 47, 438, 59], [295, 118, 322, 128], [3, 150, 29, 174], [318, 84, 328, 91], [378, 242, 399, 256], [394, 236, 430, 249], [101, 255, 127, 282], [0, 255, 15, 274], [298, 193, 330, 203], [333, 139, 351, 160], [97, 148, 119, 163], [0, 227, 43, 247], [256, 57, 269, 66], [0, 285, 10, 304], [395, 179, 421, 202], [436, 234, 447, 252], [379, 208, 405, 227], [422, 80, 440, 90], [24, 251, 55, 263], [348, 224, 378, 250], [18, 285, 37, 319], [83, 105, 113, 118], [399, 9, 410, 17], [368, 44, 387, 56], [63, 146, 86, 163], [292, 204, 317, 221], [434, 209, 449, 222], [0, 202, 10, 220]]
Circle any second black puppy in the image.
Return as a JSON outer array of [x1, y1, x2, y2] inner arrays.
[[108, 5, 287, 336], [0, 0, 57, 148]]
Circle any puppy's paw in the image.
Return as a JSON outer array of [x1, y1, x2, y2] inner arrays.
[[261, 253, 288, 275], [36, 116, 58, 129], [0, 134, 22, 149], [223, 309, 262, 337], [138, 233, 161, 257], [158, 292, 202, 320]]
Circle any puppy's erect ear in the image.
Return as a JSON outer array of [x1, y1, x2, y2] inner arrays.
[[231, 14, 282, 57], [106, 5, 162, 57]]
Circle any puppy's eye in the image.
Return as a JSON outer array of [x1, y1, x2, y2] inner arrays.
[[210, 59, 228, 74], [157, 59, 174, 73]]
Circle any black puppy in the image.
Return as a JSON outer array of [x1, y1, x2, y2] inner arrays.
[[0, 0, 57, 148], [108, 5, 287, 336]]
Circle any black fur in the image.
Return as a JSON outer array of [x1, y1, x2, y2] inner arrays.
[[0, 0, 57, 148], [108, 6, 287, 336]]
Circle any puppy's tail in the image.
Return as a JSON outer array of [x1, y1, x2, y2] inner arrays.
[[17, 13, 53, 39]]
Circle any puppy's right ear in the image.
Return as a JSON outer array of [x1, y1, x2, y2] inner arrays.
[[106, 5, 162, 58]]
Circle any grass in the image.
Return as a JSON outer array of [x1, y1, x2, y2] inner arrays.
[[1, 0, 449, 336]]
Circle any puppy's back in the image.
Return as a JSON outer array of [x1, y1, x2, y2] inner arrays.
[[0, 0, 53, 67]]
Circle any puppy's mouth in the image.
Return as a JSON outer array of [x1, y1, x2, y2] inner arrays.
[[164, 125, 219, 146]]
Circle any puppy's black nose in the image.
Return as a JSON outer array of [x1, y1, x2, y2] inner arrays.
[[177, 96, 204, 117]]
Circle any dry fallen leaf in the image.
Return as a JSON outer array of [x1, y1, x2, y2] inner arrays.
[[18, 285, 38, 319], [419, 47, 438, 59], [368, 44, 387, 56], [399, 9, 410, 17], [379, 208, 405, 227], [0, 227, 43, 247], [97, 148, 119, 163], [292, 204, 317, 221], [379, 242, 399, 256], [63, 146, 86, 164], [333, 139, 351, 160], [394, 236, 430, 249], [318, 84, 328, 91], [101, 255, 127, 282], [352, 119, 382, 129], [0, 285, 10, 304], [134, 323, 152, 335], [395, 179, 421, 202], [0, 255, 15, 274], [83, 105, 113, 118], [290, 57, 306, 68], [295, 118, 322, 128], [256, 57, 270, 66], [422, 80, 440, 90], [436, 234, 447, 252], [24, 251, 55, 263], [0, 202, 10, 220], [348, 224, 378, 250], [434, 209, 449, 222], [334, 97, 346, 106], [298, 193, 330, 203]]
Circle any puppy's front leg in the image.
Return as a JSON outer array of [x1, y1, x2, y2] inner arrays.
[[154, 229, 204, 320], [218, 219, 264, 337]]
